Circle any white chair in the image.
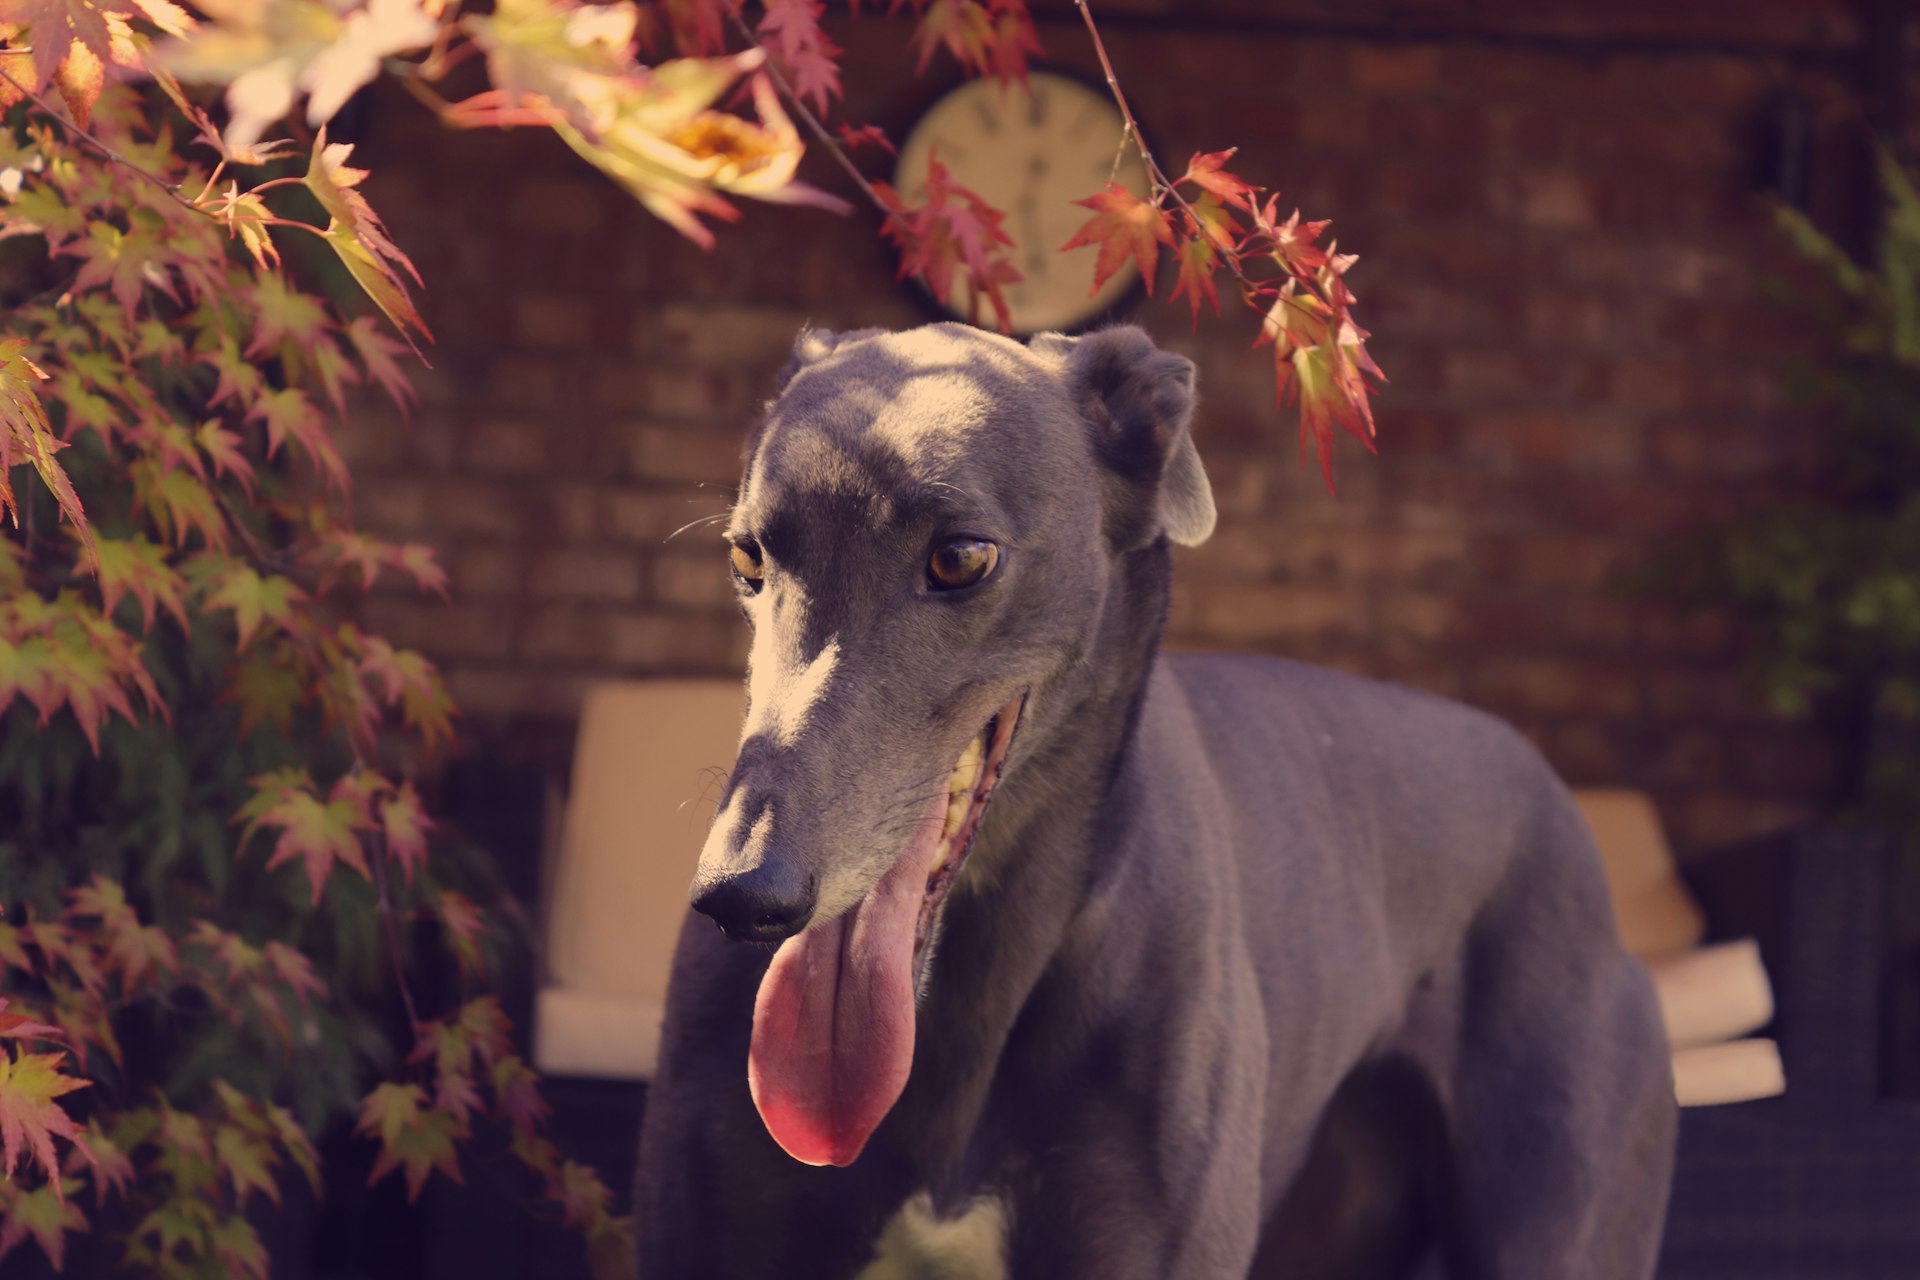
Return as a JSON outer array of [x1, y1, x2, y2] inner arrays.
[[1572, 788, 1786, 1107], [532, 679, 742, 1081]]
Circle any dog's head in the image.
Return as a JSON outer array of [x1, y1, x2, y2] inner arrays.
[[689, 322, 1212, 1166]]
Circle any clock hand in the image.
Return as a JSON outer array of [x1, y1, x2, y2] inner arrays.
[[1021, 154, 1049, 274]]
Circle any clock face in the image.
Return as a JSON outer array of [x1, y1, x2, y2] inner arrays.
[[893, 71, 1153, 334]]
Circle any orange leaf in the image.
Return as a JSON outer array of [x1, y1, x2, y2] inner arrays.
[[1060, 183, 1172, 297], [0, 339, 92, 568], [1169, 232, 1219, 328], [1179, 148, 1258, 211]]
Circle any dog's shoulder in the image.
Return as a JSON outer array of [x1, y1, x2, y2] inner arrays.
[[1160, 651, 1538, 768]]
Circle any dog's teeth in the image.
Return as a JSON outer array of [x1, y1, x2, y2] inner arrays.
[[949, 735, 984, 795], [931, 837, 953, 871], [944, 791, 970, 837]]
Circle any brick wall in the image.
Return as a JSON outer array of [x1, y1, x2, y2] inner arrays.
[[343, 3, 1893, 858]]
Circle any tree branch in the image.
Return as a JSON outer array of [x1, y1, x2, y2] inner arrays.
[[0, 65, 217, 221], [1072, 0, 1256, 293], [723, 10, 892, 219]]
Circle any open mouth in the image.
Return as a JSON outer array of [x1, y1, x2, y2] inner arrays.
[[911, 691, 1026, 993], [747, 689, 1027, 1168]]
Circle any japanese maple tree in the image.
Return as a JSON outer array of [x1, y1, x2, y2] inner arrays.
[[0, 0, 1382, 1274]]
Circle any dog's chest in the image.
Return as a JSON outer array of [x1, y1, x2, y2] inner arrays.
[[853, 1191, 1009, 1280]]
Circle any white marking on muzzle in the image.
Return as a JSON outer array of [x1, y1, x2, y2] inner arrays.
[[744, 619, 840, 750], [698, 791, 774, 875]]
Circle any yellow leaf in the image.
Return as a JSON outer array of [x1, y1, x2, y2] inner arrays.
[[157, 0, 437, 152]]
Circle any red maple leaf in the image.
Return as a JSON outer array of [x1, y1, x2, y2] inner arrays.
[[380, 781, 434, 884], [437, 891, 486, 979], [259, 940, 326, 1010], [1255, 281, 1384, 491], [1169, 234, 1221, 327], [873, 153, 1022, 333], [1060, 183, 1173, 296], [1179, 149, 1259, 211], [900, 0, 1038, 84], [344, 316, 415, 413], [0, 1000, 61, 1045], [391, 543, 450, 598], [239, 774, 370, 905], [490, 1053, 551, 1136], [758, 0, 841, 114], [834, 122, 896, 156]]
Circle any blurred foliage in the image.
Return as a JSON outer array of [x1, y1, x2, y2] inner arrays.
[[1658, 147, 1920, 847]]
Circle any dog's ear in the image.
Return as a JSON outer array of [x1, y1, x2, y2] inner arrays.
[[773, 326, 888, 392], [1058, 326, 1217, 547]]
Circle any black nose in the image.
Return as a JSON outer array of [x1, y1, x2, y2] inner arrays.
[[691, 863, 817, 943]]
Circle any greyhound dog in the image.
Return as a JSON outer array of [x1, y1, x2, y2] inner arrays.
[[632, 323, 1676, 1278]]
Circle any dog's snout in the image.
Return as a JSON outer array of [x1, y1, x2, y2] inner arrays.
[[691, 862, 817, 943]]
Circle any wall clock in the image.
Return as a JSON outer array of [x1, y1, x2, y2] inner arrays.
[[892, 70, 1153, 335]]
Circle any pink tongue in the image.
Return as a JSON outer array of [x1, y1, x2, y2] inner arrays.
[[748, 790, 948, 1166]]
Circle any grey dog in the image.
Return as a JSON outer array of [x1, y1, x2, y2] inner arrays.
[[632, 323, 1676, 1278]]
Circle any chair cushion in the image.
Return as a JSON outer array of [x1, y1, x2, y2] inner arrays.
[[1571, 788, 1708, 960], [533, 986, 664, 1081], [1673, 1038, 1786, 1108], [1645, 937, 1775, 1050], [542, 680, 743, 1009]]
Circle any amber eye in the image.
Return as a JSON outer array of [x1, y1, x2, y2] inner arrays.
[[729, 540, 764, 589], [927, 539, 999, 591]]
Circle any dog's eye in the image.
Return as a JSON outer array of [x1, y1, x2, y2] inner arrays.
[[729, 540, 764, 590], [927, 539, 998, 591]]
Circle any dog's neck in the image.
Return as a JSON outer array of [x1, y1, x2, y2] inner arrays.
[[885, 540, 1172, 1182]]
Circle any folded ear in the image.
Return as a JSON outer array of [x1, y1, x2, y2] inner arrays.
[[1057, 326, 1217, 548], [773, 325, 889, 393]]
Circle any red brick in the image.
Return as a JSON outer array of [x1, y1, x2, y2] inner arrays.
[[623, 424, 746, 484], [527, 548, 644, 602], [601, 488, 732, 545], [1605, 358, 1692, 413], [1378, 592, 1457, 642], [463, 419, 552, 475], [1669, 790, 1812, 853], [454, 545, 524, 597], [1729, 726, 1837, 791], [445, 665, 594, 719], [1459, 411, 1643, 472], [485, 354, 571, 412], [360, 598, 514, 662], [1644, 667, 1760, 721], [652, 548, 737, 609], [1350, 45, 1440, 93], [516, 294, 598, 350], [649, 304, 809, 364], [1189, 584, 1371, 645], [508, 181, 607, 236], [1296, 98, 1371, 150], [1471, 657, 1639, 717]]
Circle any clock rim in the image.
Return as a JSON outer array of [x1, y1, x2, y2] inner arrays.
[[883, 63, 1158, 338]]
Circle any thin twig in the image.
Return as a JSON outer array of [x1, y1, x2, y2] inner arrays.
[[1072, 0, 1254, 291], [724, 10, 892, 218], [367, 824, 424, 1034], [0, 64, 219, 221]]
